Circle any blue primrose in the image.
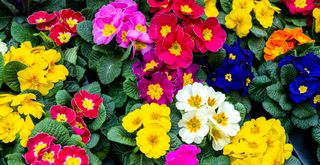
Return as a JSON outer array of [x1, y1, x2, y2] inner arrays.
[[293, 53, 320, 78], [289, 76, 319, 103], [223, 39, 254, 66], [278, 54, 296, 67]]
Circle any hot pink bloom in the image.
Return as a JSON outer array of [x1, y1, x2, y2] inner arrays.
[[60, 9, 85, 33], [27, 11, 56, 25], [147, 0, 172, 13], [165, 144, 201, 165], [93, 14, 123, 45], [50, 105, 76, 124], [73, 90, 103, 119], [149, 13, 178, 41], [172, 0, 204, 19], [116, 21, 133, 48], [56, 146, 89, 165], [155, 26, 194, 69], [37, 144, 61, 164], [175, 64, 201, 91], [110, 0, 138, 13], [133, 50, 163, 79], [126, 30, 153, 57], [282, 0, 315, 15], [182, 19, 206, 53], [71, 117, 91, 143], [194, 17, 226, 53], [24, 133, 56, 164]]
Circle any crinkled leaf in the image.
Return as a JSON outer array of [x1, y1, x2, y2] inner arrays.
[[266, 82, 284, 102], [292, 102, 316, 119], [312, 123, 320, 144], [262, 98, 287, 118], [291, 115, 319, 129], [80, 81, 101, 94], [87, 133, 100, 149], [127, 152, 154, 165], [250, 26, 268, 38], [279, 94, 294, 111], [63, 47, 78, 65], [77, 20, 93, 43], [123, 78, 139, 100], [200, 155, 230, 165], [285, 156, 301, 165], [89, 104, 107, 131], [3, 61, 27, 92], [280, 64, 298, 85], [168, 132, 183, 151], [107, 126, 136, 146], [108, 84, 127, 108], [10, 21, 36, 43], [248, 37, 265, 62], [97, 55, 122, 85]]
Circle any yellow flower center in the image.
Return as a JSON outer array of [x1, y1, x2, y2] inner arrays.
[[187, 95, 202, 108], [246, 77, 251, 86], [183, 73, 194, 86], [34, 142, 47, 156], [181, 5, 193, 13], [207, 97, 216, 107], [211, 128, 222, 139], [36, 18, 46, 23], [294, 0, 307, 9], [225, 74, 232, 82], [58, 32, 71, 43], [213, 112, 228, 126], [143, 60, 158, 72], [121, 31, 127, 43], [148, 135, 159, 146], [203, 28, 213, 41], [229, 53, 236, 60], [160, 25, 172, 37], [169, 41, 182, 56], [147, 84, 163, 100], [186, 117, 201, 132], [66, 18, 78, 28], [298, 85, 308, 94], [132, 117, 142, 126], [65, 156, 81, 165], [272, 46, 284, 56], [82, 98, 94, 110], [42, 151, 55, 163], [135, 24, 147, 33], [314, 95, 320, 104], [56, 114, 67, 122], [134, 41, 147, 51], [102, 24, 116, 37], [75, 122, 84, 129], [151, 112, 161, 120]]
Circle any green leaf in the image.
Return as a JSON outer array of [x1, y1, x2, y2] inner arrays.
[[80, 81, 101, 94], [279, 94, 293, 111], [292, 102, 316, 119], [285, 156, 301, 165], [280, 64, 298, 85], [262, 99, 287, 118], [77, 20, 93, 43], [0, 54, 4, 87], [87, 133, 100, 149], [234, 103, 246, 123], [31, 118, 70, 145], [250, 26, 268, 38], [102, 94, 116, 113], [107, 126, 136, 146], [86, 149, 102, 165], [0, 16, 11, 30], [169, 104, 182, 135], [287, 17, 307, 27], [66, 134, 84, 147], [312, 123, 320, 144], [266, 82, 283, 102], [63, 47, 78, 65], [126, 103, 142, 114], [34, 0, 66, 12], [3, 61, 27, 92], [86, 0, 109, 8], [168, 132, 183, 150], [317, 146, 320, 162], [46, 81, 63, 98], [11, 21, 36, 43], [88, 50, 103, 70], [127, 152, 154, 165], [248, 37, 265, 61], [108, 84, 127, 108], [122, 59, 136, 80], [123, 78, 139, 100], [97, 55, 122, 84], [248, 83, 268, 102], [89, 104, 107, 131], [121, 44, 132, 61], [76, 65, 86, 81], [291, 115, 319, 129], [200, 155, 230, 165], [220, 0, 231, 13], [196, 67, 207, 81]]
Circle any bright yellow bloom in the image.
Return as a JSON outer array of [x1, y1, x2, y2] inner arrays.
[[136, 126, 170, 159], [204, 0, 219, 17], [0, 94, 14, 105], [232, 0, 255, 13], [254, 0, 281, 28], [225, 9, 252, 38], [141, 103, 171, 133], [122, 109, 144, 133], [0, 103, 13, 118], [17, 66, 54, 96], [19, 115, 35, 147], [0, 112, 24, 143], [223, 117, 293, 165], [17, 94, 45, 119], [313, 8, 320, 33]]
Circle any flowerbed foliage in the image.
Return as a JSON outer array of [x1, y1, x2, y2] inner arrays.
[[0, 0, 320, 165]]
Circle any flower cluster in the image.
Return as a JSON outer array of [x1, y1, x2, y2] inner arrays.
[[134, 50, 203, 104], [50, 90, 103, 143], [0, 93, 44, 147], [225, 0, 280, 38], [93, 0, 152, 55], [223, 117, 293, 165], [282, 0, 315, 15], [24, 133, 89, 165], [165, 144, 201, 165], [176, 82, 241, 151], [264, 28, 314, 61], [208, 40, 254, 95], [279, 53, 320, 108], [28, 9, 85, 46], [122, 103, 171, 158], [4, 41, 69, 95]]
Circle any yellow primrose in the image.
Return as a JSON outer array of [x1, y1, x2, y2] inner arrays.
[[19, 115, 35, 147], [232, 0, 255, 13], [254, 0, 281, 28], [18, 95, 45, 119], [225, 9, 252, 38], [204, 0, 219, 17], [313, 8, 320, 33], [17, 66, 54, 96], [122, 109, 144, 133], [0, 112, 24, 143], [0, 103, 13, 118]]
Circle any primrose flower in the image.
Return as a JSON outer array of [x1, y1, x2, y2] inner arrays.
[[137, 72, 174, 104], [71, 117, 91, 144], [141, 103, 171, 132], [149, 13, 178, 41], [73, 90, 103, 119], [172, 0, 204, 19], [19, 115, 35, 147], [292, 53, 320, 78], [56, 146, 89, 165], [283, 0, 315, 15], [60, 9, 85, 32], [0, 112, 24, 143], [178, 111, 209, 144], [126, 29, 153, 56], [27, 11, 56, 25], [16, 93, 45, 119], [147, 0, 172, 13], [116, 21, 133, 48], [182, 19, 206, 53], [254, 0, 281, 28], [110, 0, 138, 13], [37, 144, 61, 164], [165, 144, 201, 165], [93, 14, 123, 45], [155, 26, 194, 69], [48, 24, 73, 46], [205, 85, 226, 111], [132, 50, 163, 79], [24, 133, 56, 164], [194, 17, 226, 53], [209, 125, 231, 151], [50, 105, 76, 124], [215, 64, 247, 93], [313, 8, 320, 33], [225, 9, 252, 38], [175, 64, 201, 91], [204, 0, 219, 17], [122, 108, 144, 133], [232, 0, 255, 13], [289, 76, 319, 103]]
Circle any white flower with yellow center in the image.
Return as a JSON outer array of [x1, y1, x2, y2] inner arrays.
[[0, 40, 8, 55], [209, 124, 231, 151], [178, 111, 209, 144], [205, 86, 226, 111], [208, 101, 240, 136], [176, 82, 208, 112]]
